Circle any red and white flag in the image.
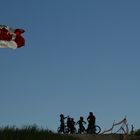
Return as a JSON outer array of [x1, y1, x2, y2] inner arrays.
[[0, 25, 25, 49]]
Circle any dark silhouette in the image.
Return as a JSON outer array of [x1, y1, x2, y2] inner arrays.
[[70, 118, 76, 134], [87, 112, 96, 134], [131, 125, 134, 135], [66, 116, 76, 134], [59, 114, 67, 133], [57, 113, 101, 134], [66, 116, 71, 133], [76, 116, 86, 134]]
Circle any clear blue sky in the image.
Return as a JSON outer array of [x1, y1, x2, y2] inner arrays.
[[0, 0, 140, 132]]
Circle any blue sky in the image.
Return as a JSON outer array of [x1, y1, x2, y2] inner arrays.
[[0, 0, 140, 132]]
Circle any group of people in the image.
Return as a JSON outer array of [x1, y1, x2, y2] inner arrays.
[[58, 112, 96, 134]]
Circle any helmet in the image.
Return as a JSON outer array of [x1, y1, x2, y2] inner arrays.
[[80, 116, 83, 120], [60, 114, 64, 117]]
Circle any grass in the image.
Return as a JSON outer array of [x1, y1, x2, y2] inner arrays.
[[133, 129, 140, 136], [0, 125, 76, 140]]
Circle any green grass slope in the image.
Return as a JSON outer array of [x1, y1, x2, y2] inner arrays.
[[0, 125, 75, 140]]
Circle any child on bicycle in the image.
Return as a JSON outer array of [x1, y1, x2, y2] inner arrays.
[[59, 114, 67, 133], [76, 116, 86, 134]]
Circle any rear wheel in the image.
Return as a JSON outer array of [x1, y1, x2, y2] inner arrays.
[[87, 125, 101, 134]]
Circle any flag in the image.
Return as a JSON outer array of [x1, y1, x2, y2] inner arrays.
[[0, 25, 25, 49]]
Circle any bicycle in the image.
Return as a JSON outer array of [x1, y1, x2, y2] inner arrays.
[[86, 125, 101, 134], [57, 124, 77, 134], [77, 126, 86, 134], [57, 124, 67, 134]]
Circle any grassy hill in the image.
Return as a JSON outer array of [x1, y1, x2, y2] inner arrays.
[[1, 125, 140, 140], [0, 125, 75, 140]]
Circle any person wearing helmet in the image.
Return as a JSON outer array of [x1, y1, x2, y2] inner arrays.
[[87, 112, 96, 134], [77, 116, 86, 134]]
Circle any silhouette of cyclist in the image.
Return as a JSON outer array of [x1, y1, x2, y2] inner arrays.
[[87, 112, 96, 134], [66, 116, 76, 134], [77, 116, 86, 134], [66, 116, 71, 133], [70, 118, 76, 134], [59, 114, 67, 133]]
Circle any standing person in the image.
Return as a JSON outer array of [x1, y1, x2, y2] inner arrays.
[[59, 114, 67, 134], [87, 112, 96, 134], [77, 116, 86, 134]]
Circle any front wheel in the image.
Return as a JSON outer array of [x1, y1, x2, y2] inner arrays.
[[95, 125, 101, 134], [57, 127, 65, 134]]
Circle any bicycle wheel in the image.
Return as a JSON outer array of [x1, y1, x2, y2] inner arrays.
[[57, 127, 65, 134], [95, 125, 101, 134]]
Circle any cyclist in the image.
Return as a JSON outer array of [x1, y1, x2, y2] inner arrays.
[[66, 116, 76, 134], [70, 118, 76, 134], [66, 116, 72, 133], [77, 116, 86, 134], [87, 112, 96, 134], [59, 114, 67, 133]]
